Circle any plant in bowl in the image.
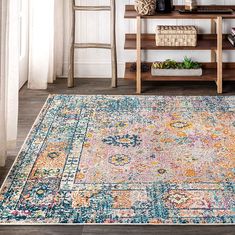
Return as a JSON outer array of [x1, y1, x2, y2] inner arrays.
[[152, 57, 202, 77]]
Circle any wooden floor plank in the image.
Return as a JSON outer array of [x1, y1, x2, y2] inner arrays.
[[82, 225, 235, 235], [0, 226, 84, 235]]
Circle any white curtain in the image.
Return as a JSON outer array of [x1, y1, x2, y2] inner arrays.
[[0, 0, 20, 166], [28, 0, 65, 89]]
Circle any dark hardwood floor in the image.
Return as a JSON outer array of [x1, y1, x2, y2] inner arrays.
[[0, 78, 235, 235]]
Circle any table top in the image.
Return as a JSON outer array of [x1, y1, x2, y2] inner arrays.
[[125, 5, 235, 19]]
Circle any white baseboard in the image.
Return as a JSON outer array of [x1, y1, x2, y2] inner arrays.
[[63, 62, 125, 78]]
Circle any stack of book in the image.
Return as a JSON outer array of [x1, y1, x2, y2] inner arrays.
[[228, 28, 235, 46]]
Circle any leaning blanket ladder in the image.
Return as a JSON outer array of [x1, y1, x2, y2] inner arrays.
[[68, 0, 117, 88]]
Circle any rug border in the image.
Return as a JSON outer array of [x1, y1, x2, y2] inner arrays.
[[0, 94, 234, 226], [0, 223, 234, 226], [0, 94, 53, 193]]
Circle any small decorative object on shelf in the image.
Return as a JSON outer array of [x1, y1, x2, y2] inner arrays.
[[227, 27, 235, 47], [155, 25, 197, 47], [156, 0, 174, 13], [130, 62, 151, 72], [152, 57, 202, 76], [231, 27, 235, 36], [185, 0, 197, 11], [134, 0, 156, 16]]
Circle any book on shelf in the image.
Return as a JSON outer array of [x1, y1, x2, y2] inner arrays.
[[227, 34, 235, 47]]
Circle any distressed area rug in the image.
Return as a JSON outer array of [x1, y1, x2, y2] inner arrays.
[[0, 95, 234, 225]]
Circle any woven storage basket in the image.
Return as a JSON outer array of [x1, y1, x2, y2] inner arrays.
[[155, 26, 197, 47], [134, 0, 156, 16]]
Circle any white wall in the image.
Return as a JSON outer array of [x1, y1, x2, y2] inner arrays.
[[63, 0, 235, 78]]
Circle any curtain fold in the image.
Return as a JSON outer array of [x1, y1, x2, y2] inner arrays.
[[28, 0, 64, 89], [0, 0, 8, 167], [0, 0, 20, 167]]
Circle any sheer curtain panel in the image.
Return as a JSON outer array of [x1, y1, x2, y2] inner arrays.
[[28, 0, 64, 89], [0, 0, 20, 167]]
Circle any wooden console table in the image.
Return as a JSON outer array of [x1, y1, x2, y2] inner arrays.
[[124, 5, 235, 94]]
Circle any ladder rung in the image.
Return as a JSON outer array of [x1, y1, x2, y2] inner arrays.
[[74, 6, 111, 11], [74, 43, 112, 49]]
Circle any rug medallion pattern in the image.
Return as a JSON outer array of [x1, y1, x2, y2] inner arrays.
[[0, 95, 234, 224]]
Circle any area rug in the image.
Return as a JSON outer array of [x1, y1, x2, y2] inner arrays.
[[0, 95, 234, 225]]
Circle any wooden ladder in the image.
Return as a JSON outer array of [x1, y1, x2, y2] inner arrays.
[[68, 0, 117, 88]]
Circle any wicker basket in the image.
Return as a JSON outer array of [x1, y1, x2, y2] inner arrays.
[[134, 0, 156, 16], [155, 26, 197, 47]]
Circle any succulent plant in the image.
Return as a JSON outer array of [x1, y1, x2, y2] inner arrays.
[[181, 57, 201, 69], [152, 57, 201, 70]]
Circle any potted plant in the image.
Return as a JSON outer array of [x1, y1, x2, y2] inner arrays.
[[151, 57, 202, 76]]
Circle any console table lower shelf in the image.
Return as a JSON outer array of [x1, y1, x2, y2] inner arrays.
[[124, 62, 235, 83]]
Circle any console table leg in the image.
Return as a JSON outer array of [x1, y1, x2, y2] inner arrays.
[[136, 16, 142, 94], [217, 16, 223, 94], [210, 19, 216, 62]]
